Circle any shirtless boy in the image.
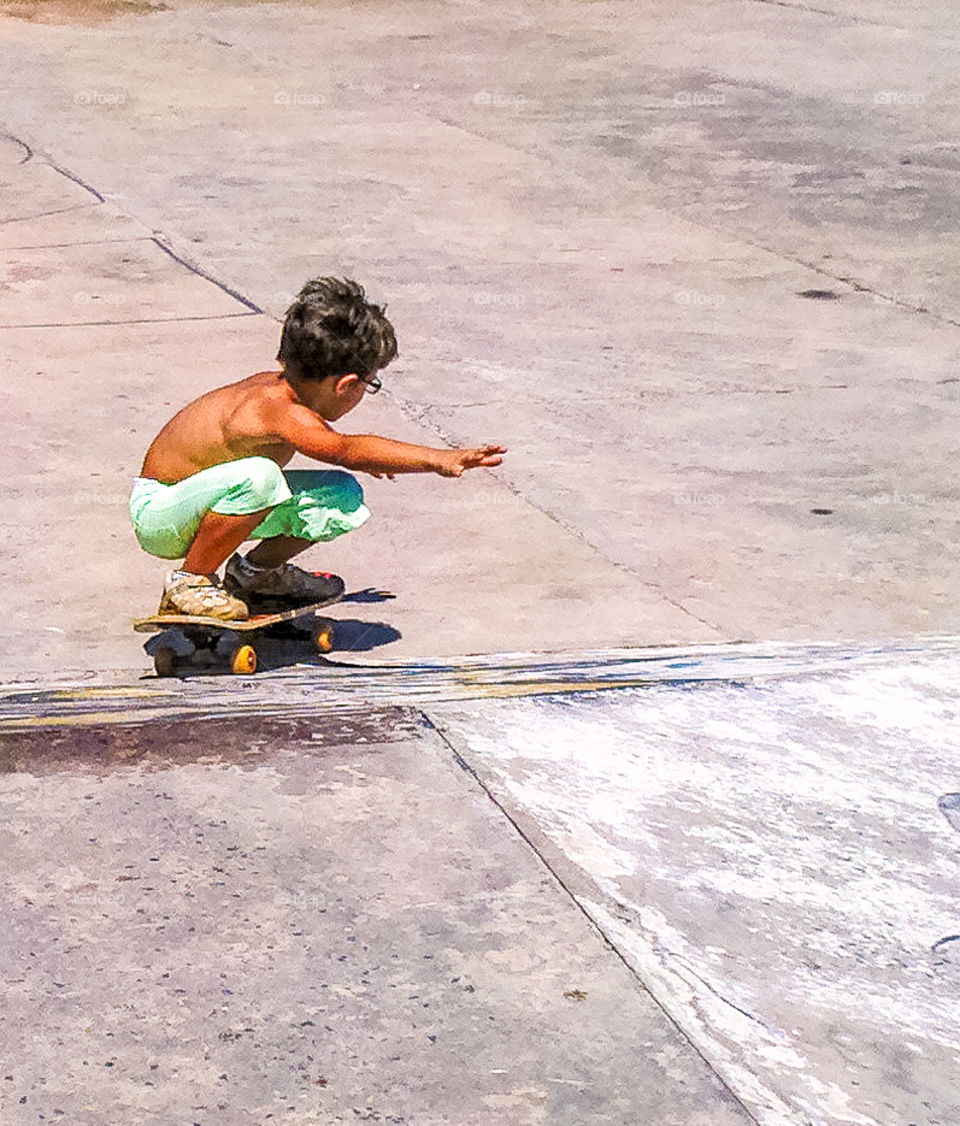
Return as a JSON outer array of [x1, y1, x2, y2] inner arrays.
[[130, 276, 506, 620]]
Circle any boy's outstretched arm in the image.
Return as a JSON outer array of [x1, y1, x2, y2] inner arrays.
[[266, 401, 506, 477]]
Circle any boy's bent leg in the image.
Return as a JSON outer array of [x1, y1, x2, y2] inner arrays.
[[222, 471, 367, 605], [130, 457, 294, 620], [249, 470, 370, 543], [130, 457, 293, 562], [246, 534, 313, 570], [162, 508, 273, 619], [183, 508, 273, 575]]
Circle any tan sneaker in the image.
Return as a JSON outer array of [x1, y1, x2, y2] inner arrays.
[[158, 571, 249, 621]]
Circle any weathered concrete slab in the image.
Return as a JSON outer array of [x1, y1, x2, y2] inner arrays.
[[0, 709, 753, 1125], [430, 653, 960, 1126], [2, 0, 959, 652]]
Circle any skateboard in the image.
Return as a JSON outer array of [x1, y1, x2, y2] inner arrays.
[[133, 595, 343, 677]]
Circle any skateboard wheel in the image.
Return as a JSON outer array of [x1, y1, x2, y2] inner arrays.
[[313, 621, 336, 654], [230, 643, 257, 675], [154, 647, 178, 677]]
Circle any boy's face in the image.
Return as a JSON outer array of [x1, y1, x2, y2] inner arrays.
[[295, 372, 369, 421]]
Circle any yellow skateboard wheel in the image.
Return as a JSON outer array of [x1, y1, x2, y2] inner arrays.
[[313, 621, 336, 654], [230, 643, 257, 675]]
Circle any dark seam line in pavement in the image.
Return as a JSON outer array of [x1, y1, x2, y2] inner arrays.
[[0, 202, 101, 227], [391, 394, 723, 634], [423, 712, 763, 1126], [590, 124, 953, 324], [0, 130, 33, 163], [3, 125, 263, 315], [746, 0, 858, 20], [757, 251, 958, 326], [3, 236, 156, 252], [419, 113, 952, 329], [150, 238, 264, 313], [703, 228, 955, 329], [0, 312, 260, 329], [747, 0, 931, 33], [512, 501, 723, 631], [46, 158, 106, 203]]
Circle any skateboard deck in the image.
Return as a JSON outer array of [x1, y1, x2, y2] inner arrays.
[[134, 594, 343, 676]]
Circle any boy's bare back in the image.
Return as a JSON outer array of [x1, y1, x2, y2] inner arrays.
[[140, 372, 304, 484]]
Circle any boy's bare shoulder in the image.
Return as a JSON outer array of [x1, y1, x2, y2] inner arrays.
[[223, 371, 297, 421], [234, 371, 308, 421]]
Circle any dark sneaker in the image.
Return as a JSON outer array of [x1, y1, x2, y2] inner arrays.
[[224, 553, 345, 607], [158, 571, 249, 621]]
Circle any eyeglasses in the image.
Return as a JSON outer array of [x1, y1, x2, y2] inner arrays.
[[359, 374, 382, 395]]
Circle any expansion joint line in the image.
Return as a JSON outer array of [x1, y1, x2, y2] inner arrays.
[[392, 395, 723, 635], [422, 711, 763, 1125], [0, 313, 259, 331], [0, 125, 264, 316], [420, 95, 955, 329]]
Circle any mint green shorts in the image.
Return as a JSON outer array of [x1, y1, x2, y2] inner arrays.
[[129, 456, 370, 560]]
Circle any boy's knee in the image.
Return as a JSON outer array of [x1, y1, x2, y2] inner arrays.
[[327, 471, 365, 512], [242, 456, 286, 499], [265, 469, 369, 544], [211, 457, 292, 519]]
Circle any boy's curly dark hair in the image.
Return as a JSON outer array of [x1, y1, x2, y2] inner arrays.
[[277, 277, 398, 381]]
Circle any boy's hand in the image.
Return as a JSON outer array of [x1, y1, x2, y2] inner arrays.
[[435, 444, 507, 478]]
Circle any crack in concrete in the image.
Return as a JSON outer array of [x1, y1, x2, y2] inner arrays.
[[46, 156, 106, 203], [2, 235, 155, 251], [747, 0, 868, 22], [745, 0, 957, 39], [0, 201, 101, 226], [507, 497, 724, 633], [392, 393, 724, 634], [150, 236, 263, 313], [748, 248, 955, 327], [0, 129, 32, 163], [0, 312, 260, 330], [670, 955, 770, 1028]]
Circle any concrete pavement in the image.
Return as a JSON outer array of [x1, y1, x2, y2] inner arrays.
[[0, 706, 755, 1126], [432, 651, 960, 1126], [2, 0, 959, 1123], [3, 639, 960, 1124], [2, 0, 960, 680]]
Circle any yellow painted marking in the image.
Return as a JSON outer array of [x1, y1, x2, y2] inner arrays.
[[48, 687, 170, 701]]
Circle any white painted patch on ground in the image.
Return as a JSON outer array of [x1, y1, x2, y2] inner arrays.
[[432, 654, 960, 1126]]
